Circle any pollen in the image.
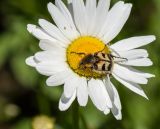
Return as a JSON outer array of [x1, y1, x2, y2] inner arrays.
[[66, 36, 111, 78]]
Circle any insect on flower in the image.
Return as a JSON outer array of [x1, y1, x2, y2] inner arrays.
[[26, 0, 156, 120], [71, 45, 128, 78]]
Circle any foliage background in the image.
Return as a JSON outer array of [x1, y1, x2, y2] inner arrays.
[[0, 0, 160, 129]]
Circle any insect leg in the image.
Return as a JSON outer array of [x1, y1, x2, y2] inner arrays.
[[93, 68, 112, 75]]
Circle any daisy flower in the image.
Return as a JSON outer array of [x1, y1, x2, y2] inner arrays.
[[26, 0, 156, 120]]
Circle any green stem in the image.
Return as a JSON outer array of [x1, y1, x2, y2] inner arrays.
[[72, 101, 79, 129], [81, 113, 89, 129]]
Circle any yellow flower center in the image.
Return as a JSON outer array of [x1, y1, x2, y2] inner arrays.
[[66, 36, 111, 78]]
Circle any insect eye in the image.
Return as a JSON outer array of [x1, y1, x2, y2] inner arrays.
[[80, 62, 84, 66], [95, 57, 99, 61]]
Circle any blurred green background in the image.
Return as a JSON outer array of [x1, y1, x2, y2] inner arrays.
[[0, 0, 160, 129]]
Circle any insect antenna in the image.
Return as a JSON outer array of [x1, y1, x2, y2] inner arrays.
[[111, 55, 128, 60], [110, 48, 128, 63], [96, 44, 106, 53], [70, 52, 86, 56], [112, 55, 128, 63]]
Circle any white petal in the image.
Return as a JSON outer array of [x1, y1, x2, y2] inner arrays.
[[47, 2, 79, 40], [104, 107, 110, 115], [98, 2, 132, 43], [88, 79, 112, 111], [115, 49, 148, 60], [35, 51, 65, 62], [36, 61, 67, 76], [85, 0, 96, 35], [113, 74, 148, 99], [27, 24, 56, 42], [38, 19, 69, 46], [64, 73, 80, 98], [55, 0, 78, 35], [111, 36, 156, 51], [113, 64, 148, 84], [39, 40, 65, 51], [77, 77, 88, 106], [93, 0, 110, 36], [120, 58, 153, 66], [111, 84, 122, 110], [104, 77, 114, 101], [25, 56, 39, 67], [125, 66, 155, 78], [97, 1, 125, 38], [110, 83, 122, 120], [111, 106, 122, 120], [72, 0, 87, 35], [46, 70, 70, 86], [104, 77, 122, 119], [59, 91, 76, 111], [105, 77, 121, 109]]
